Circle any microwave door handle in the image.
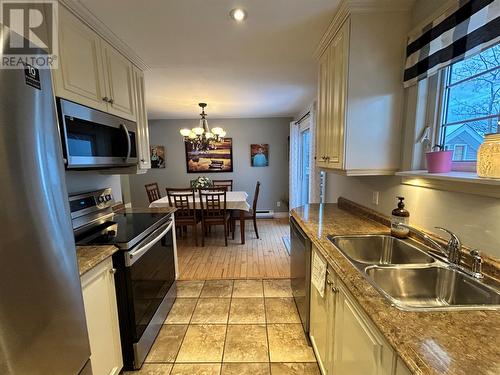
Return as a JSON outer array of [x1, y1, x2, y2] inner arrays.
[[120, 123, 131, 160], [125, 219, 173, 266]]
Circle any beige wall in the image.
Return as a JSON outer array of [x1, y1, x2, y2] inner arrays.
[[126, 117, 291, 211]]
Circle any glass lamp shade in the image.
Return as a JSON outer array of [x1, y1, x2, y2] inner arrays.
[[180, 128, 191, 137], [211, 127, 223, 135], [192, 127, 205, 135], [477, 133, 500, 178], [205, 132, 214, 139], [219, 130, 227, 138], [188, 131, 197, 139]]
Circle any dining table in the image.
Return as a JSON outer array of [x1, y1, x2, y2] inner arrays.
[[149, 191, 251, 244]]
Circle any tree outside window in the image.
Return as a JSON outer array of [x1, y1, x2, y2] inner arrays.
[[440, 44, 500, 163]]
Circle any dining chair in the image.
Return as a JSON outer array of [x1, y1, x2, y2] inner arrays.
[[166, 188, 201, 246], [212, 179, 233, 191], [199, 188, 230, 246], [145, 182, 161, 203], [231, 181, 261, 239]]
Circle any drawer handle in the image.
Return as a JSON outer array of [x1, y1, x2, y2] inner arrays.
[[102, 96, 110, 102], [109, 268, 117, 274], [108, 98, 114, 104]]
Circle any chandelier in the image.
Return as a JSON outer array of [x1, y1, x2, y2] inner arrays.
[[179, 103, 226, 152]]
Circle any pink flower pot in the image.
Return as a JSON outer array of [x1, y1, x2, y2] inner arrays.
[[425, 150, 453, 173]]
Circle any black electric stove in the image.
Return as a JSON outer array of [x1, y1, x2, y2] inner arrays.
[[70, 189, 176, 370], [75, 212, 171, 250]]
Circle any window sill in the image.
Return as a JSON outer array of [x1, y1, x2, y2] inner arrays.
[[396, 170, 500, 198]]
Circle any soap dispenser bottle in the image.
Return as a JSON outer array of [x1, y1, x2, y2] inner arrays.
[[391, 196, 410, 238]]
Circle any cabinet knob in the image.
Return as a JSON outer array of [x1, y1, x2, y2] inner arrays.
[[108, 98, 114, 104], [102, 96, 109, 102], [331, 286, 339, 293], [326, 279, 334, 286], [109, 268, 117, 274], [141, 158, 145, 162]]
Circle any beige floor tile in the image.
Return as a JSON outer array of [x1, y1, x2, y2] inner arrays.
[[191, 298, 230, 324], [229, 298, 265, 324], [222, 362, 270, 375], [270, 363, 321, 375], [267, 324, 316, 362], [223, 324, 269, 362], [170, 363, 221, 375], [165, 298, 198, 324], [175, 281, 205, 298], [233, 280, 263, 298], [145, 325, 187, 363], [263, 279, 293, 297], [124, 363, 173, 375], [176, 324, 226, 362], [265, 298, 301, 323], [200, 280, 233, 298]]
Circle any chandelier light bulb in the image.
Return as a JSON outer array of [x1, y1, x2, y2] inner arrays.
[[220, 130, 227, 138], [212, 127, 223, 135], [192, 127, 205, 135], [205, 132, 214, 139], [188, 131, 197, 139], [180, 128, 191, 137], [230, 8, 246, 22]]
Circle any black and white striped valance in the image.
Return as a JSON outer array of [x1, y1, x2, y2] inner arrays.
[[403, 0, 500, 87]]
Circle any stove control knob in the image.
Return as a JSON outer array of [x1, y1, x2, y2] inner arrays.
[[98, 196, 105, 203], [106, 194, 112, 201]]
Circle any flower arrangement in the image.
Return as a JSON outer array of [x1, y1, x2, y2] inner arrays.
[[190, 176, 213, 189]]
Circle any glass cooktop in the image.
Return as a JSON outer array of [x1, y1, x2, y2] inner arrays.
[[75, 212, 171, 250]]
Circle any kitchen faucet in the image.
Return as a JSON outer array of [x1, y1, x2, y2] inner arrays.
[[398, 224, 483, 279]]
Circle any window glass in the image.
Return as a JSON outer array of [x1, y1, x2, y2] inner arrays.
[[440, 44, 500, 162]]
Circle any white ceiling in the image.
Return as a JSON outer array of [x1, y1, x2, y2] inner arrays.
[[78, 0, 340, 119]]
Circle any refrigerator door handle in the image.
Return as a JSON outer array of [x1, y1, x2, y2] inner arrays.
[[125, 220, 173, 266]]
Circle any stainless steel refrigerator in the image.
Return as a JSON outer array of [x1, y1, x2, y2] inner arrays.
[[0, 28, 92, 374]]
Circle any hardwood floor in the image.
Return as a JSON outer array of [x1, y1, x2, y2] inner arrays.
[[176, 218, 291, 280]]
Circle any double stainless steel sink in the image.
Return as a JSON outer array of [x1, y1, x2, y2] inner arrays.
[[329, 235, 500, 311]]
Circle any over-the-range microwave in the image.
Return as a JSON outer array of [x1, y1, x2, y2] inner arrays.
[[57, 98, 138, 169]]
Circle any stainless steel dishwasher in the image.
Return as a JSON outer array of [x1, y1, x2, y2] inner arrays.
[[290, 216, 312, 334]]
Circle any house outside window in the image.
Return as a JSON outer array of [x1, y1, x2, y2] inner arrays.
[[438, 44, 500, 169]]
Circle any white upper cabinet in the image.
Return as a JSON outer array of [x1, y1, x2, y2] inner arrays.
[[102, 41, 136, 121], [54, 6, 108, 111], [315, 2, 411, 175], [134, 67, 151, 170], [54, 6, 137, 122]]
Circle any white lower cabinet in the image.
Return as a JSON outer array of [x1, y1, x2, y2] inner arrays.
[[310, 245, 400, 375], [81, 258, 123, 375]]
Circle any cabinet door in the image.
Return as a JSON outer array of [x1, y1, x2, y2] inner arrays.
[[309, 248, 329, 373], [325, 19, 349, 170], [315, 49, 330, 168], [102, 42, 136, 121], [332, 281, 394, 375], [134, 67, 151, 170], [81, 258, 123, 375], [53, 7, 108, 111]]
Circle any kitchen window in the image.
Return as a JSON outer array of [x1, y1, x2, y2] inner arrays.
[[437, 43, 500, 170]]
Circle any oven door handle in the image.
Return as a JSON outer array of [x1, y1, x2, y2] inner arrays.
[[120, 123, 131, 161], [125, 219, 173, 267]]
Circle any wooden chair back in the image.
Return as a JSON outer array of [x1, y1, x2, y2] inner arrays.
[[199, 188, 227, 220], [252, 181, 261, 214], [145, 183, 161, 203], [166, 188, 196, 219], [212, 179, 233, 191]]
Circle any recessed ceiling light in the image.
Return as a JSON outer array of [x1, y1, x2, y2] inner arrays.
[[230, 8, 247, 22]]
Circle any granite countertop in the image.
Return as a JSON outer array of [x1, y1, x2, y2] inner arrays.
[[291, 203, 500, 375], [76, 245, 119, 276]]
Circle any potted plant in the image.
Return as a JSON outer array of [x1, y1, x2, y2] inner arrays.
[[425, 144, 453, 173], [191, 176, 213, 189]]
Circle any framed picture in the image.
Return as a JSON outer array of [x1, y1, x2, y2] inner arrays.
[[150, 145, 166, 168], [185, 138, 233, 173], [251, 144, 269, 167]]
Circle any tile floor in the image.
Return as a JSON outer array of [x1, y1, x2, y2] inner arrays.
[[126, 279, 320, 375]]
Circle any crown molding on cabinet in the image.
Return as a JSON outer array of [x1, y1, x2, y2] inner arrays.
[[313, 0, 414, 60], [58, 0, 149, 70]]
